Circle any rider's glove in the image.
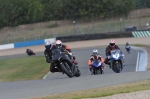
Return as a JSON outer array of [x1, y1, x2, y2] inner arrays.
[[69, 52, 73, 56], [107, 56, 110, 59], [122, 54, 125, 58]]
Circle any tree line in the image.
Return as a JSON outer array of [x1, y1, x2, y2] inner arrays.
[[0, 0, 147, 28]]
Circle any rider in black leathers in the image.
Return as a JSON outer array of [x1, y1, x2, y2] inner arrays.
[[44, 40, 74, 73], [55, 40, 78, 65], [125, 42, 131, 52]]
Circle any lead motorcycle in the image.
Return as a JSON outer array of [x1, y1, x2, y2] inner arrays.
[[90, 59, 104, 75], [51, 48, 81, 78], [109, 49, 124, 73]]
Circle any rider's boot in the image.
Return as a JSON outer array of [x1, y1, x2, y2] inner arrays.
[[89, 68, 94, 75], [108, 62, 111, 69]]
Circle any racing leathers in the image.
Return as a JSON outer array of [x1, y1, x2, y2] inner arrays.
[[104, 45, 121, 68], [44, 44, 75, 73], [58, 44, 78, 65], [88, 54, 105, 72], [44, 44, 60, 73], [26, 49, 35, 55]]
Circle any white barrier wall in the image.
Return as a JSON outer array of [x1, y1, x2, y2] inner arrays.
[[0, 38, 56, 50], [44, 38, 56, 44], [0, 44, 14, 50]]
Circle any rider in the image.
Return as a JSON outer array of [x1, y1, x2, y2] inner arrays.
[[26, 48, 34, 55], [44, 40, 60, 73], [88, 49, 105, 73], [55, 40, 78, 65], [44, 40, 75, 73], [104, 39, 122, 68], [125, 42, 130, 49]]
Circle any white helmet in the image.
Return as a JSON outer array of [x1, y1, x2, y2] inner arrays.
[[44, 40, 52, 50], [93, 49, 98, 56], [110, 39, 115, 47], [56, 40, 62, 48]]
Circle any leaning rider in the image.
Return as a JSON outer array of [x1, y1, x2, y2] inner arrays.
[[55, 40, 78, 65]]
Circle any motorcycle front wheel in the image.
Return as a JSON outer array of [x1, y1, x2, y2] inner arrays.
[[60, 62, 73, 78]]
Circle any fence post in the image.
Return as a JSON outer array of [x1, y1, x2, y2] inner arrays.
[[73, 21, 76, 34], [91, 20, 95, 33]]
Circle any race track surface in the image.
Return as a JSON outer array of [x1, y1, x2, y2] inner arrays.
[[0, 46, 146, 99]]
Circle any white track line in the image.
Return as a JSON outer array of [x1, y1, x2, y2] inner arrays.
[[43, 72, 51, 79]]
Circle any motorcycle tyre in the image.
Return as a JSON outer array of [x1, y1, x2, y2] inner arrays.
[[115, 62, 121, 73], [74, 68, 81, 77], [60, 62, 73, 78]]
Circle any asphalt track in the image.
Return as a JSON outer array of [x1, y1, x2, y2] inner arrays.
[[0, 46, 150, 99]]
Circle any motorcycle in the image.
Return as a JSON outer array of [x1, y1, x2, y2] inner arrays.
[[26, 49, 35, 56], [109, 49, 124, 73], [125, 45, 130, 54], [51, 49, 81, 78], [90, 59, 104, 75]]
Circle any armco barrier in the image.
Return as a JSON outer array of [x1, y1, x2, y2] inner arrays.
[[56, 32, 132, 42], [14, 38, 56, 48], [0, 43, 14, 50], [0, 38, 56, 50], [14, 40, 44, 48]]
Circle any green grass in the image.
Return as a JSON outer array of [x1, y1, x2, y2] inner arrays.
[[0, 56, 49, 82], [29, 80, 150, 99]]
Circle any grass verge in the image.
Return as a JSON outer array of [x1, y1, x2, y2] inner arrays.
[[29, 80, 150, 99], [0, 56, 49, 82]]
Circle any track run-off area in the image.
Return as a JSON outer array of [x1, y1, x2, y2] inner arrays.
[[0, 37, 150, 99]]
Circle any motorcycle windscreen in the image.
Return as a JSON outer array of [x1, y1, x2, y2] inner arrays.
[[110, 50, 123, 60], [92, 60, 101, 67], [52, 49, 62, 61]]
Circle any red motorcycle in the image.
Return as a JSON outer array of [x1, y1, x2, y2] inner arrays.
[[26, 49, 35, 56]]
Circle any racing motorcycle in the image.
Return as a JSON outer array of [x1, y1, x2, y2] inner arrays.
[[90, 59, 104, 75], [26, 49, 35, 56], [109, 49, 124, 73], [125, 45, 130, 54], [51, 49, 81, 78]]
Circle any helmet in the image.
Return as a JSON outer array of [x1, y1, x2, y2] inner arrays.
[[109, 39, 115, 47], [56, 40, 62, 48], [93, 49, 98, 56], [45, 40, 52, 51]]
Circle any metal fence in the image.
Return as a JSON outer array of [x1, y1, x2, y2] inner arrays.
[[0, 13, 150, 45]]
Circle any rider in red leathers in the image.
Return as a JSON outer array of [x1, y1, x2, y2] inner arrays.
[[104, 39, 123, 68]]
